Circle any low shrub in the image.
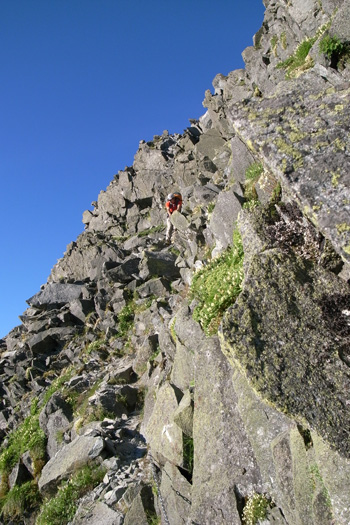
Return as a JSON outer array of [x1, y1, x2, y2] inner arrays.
[[243, 493, 271, 525], [0, 481, 41, 520], [0, 413, 46, 477], [190, 230, 244, 335], [319, 34, 350, 69]]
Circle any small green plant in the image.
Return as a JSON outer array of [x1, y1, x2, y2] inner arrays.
[[170, 317, 177, 343], [36, 464, 105, 525], [117, 299, 136, 338], [244, 162, 264, 204], [41, 367, 75, 407], [0, 481, 41, 520], [146, 510, 161, 524], [319, 34, 350, 69], [207, 202, 215, 214], [319, 34, 344, 59], [86, 338, 106, 354], [150, 346, 161, 364], [190, 230, 244, 335], [243, 493, 271, 525], [280, 32, 287, 50]]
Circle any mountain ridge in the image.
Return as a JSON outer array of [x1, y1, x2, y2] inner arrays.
[[1, 1, 350, 523]]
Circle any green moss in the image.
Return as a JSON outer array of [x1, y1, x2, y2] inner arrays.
[[309, 464, 332, 509], [183, 435, 194, 474], [289, 130, 308, 143], [332, 137, 346, 152], [336, 223, 350, 234], [244, 162, 264, 203]]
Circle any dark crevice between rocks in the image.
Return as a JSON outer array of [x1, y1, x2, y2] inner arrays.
[[233, 484, 245, 522], [297, 423, 313, 450], [182, 434, 194, 484], [170, 383, 184, 404]]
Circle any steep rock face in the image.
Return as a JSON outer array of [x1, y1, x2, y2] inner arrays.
[[1, 1, 350, 524]]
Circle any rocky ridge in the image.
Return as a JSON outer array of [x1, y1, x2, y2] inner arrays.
[[1, 0, 350, 524]]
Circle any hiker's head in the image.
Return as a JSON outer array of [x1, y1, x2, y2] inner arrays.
[[167, 193, 175, 202]]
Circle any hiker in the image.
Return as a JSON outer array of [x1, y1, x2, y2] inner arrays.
[[165, 192, 182, 244]]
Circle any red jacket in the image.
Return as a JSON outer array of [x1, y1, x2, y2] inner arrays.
[[166, 197, 182, 215]]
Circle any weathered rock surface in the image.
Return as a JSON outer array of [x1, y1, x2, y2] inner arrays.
[[0, 0, 349, 523]]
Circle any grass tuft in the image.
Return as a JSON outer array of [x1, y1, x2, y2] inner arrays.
[[36, 464, 105, 525]]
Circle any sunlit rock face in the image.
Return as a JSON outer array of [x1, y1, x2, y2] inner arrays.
[[1, 1, 350, 523]]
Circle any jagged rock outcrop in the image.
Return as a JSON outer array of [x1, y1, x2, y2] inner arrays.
[[0, 1, 350, 524]]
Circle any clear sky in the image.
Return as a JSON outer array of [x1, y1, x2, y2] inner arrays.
[[0, 0, 265, 338]]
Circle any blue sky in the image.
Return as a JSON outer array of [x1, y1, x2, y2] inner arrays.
[[0, 0, 265, 338]]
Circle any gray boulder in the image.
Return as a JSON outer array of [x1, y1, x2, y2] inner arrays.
[[38, 435, 105, 494], [159, 462, 192, 525], [329, 2, 350, 41], [210, 186, 244, 256], [104, 256, 141, 283], [72, 501, 123, 525], [221, 248, 350, 458], [143, 383, 183, 466], [27, 327, 78, 354], [27, 283, 88, 308], [140, 250, 181, 280]]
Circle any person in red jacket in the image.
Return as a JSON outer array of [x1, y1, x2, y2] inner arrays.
[[165, 192, 182, 244]]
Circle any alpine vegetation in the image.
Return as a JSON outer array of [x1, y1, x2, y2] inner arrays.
[[1, 0, 350, 524]]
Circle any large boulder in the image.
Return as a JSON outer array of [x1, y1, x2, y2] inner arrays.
[[190, 335, 262, 525], [143, 383, 183, 466], [221, 248, 350, 458], [140, 250, 181, 280], [27, 283, 88, 309], [159, 462, 192, 525], [27, 327, 78, 354], [72, 500, 124, 525], [209, 186, 244, 255], [38, 435, 105, 494]]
